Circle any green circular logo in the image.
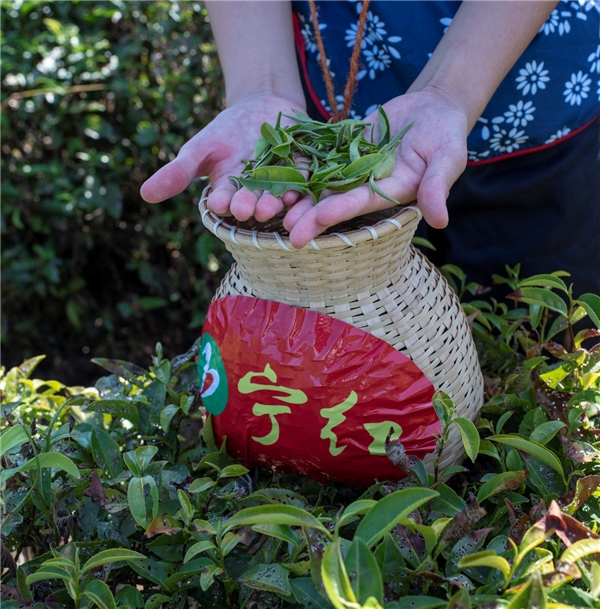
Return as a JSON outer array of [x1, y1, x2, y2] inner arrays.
[[198, 333, 228, 415]]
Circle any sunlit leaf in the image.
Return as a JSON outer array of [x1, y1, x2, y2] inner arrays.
[[0, 452, 81, 484], [81, 549, 145, 574], [453, 416, 480, 462], [0, 424, 29, 458], [321, 539, 357, 609], [224, 505, 330, 537], [577, 293, 600, 328]]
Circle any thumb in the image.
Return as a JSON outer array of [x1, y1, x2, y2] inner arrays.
[[417, 148, 466, 229], [140, 143, 208, 204]]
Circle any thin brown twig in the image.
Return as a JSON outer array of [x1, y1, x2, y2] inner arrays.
[[308, 0, 370, 122], [341, 0, 370, 120], [308, 0, 339, 122], [1, 83, 106, 110]]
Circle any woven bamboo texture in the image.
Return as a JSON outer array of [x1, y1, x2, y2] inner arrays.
[[200, 187, 484, 472]]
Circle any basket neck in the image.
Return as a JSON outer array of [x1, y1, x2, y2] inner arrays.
[[223, 217, 419, 304]]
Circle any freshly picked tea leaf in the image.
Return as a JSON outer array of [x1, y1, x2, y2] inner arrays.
[[230, 107, 412, 205], [239, 166, 308, 197]]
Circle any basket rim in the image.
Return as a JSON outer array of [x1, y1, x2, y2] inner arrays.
[[198, 185, 422, 251]]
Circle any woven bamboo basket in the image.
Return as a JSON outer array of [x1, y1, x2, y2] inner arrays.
[[199, 186, 484, 471]]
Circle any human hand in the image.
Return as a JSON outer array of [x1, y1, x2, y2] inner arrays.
[[140, 94, 306, 222], [282, 88, 470, 248]]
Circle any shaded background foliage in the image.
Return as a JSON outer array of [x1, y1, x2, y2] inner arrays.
[[1, 0, 228, 384]]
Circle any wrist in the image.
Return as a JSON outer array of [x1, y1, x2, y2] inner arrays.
[[408, 75, 484, 134], [226, 82, 306, 109]]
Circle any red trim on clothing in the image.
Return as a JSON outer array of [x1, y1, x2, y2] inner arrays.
[[292, 11, 332, 122], [467, 115, 600, 166]]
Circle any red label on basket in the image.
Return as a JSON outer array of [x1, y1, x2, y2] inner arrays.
[[200, 295, 439, 486]]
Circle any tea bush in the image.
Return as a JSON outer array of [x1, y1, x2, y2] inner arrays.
[[2, 269, 600, 608], [1, 1, 227, 383]]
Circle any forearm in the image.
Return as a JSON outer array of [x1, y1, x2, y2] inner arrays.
[[205, 1, 305, 107], [409, 1, 558, 131]]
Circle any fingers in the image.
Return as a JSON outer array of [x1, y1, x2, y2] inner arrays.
[[283, 196, 315, 234], [317, 171, 419, 227], [230, 188, 261, 222], [206, 176, 238, 215], [285, 168, 422, 248], [282, 190, 302, 207], [417, 144, 467, 229], [255, 192, 285, 222]]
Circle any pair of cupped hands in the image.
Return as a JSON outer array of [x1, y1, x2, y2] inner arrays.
[[140, 88, 469, 249]]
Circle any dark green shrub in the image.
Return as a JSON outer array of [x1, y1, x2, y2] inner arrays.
[[1, 1, 228, 383], [1, 271, 600, 608]]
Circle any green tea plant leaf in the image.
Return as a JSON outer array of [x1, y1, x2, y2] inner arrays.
[[458, 550, 511, 581], [133, 445, 158, 472], [200, 563, 223, 591], [339, 499, 377, 526], [561, 539, 600, 563], [487, 434, 565, 479], [91, 426, 122, 479], [453, 416, 480, 462], [25, 565, 74, 586], [224, 505, 331, 538], [1, 452, 81, 484], [238, 563, 292, 596], [517, 274, 569, 293], [220, 464, 249, 478], [388, 597, 446, 609], [83, 579, 118, 609], [159, 403, 179, 431], [184, 540, 217, 563], [505, 571, 547, 609], [431, 483, 467, 517], [355, 488, 438, 548], [432, 391, 455, 430], [81, 549, 145, 574], [252, 523, 300, 547], [221, 532, 243, 556], [0, 424, 29, 457], [189, 477, 217, 493], [477, 470, 528, 503], [290, 578, 332, 608], [322, 539, 357, 609], [114, 585, 143, 609], [577, 293, 600, 328], [509, 287, 568, 316], [344, 536, 384, 605], [525, 455, 565, 498], [127, 475, 158, 529], [86, 399, 139, 425], [530, 421, 565, 445]]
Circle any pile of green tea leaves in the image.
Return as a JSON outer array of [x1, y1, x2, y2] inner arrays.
[[230, 107, 411, 204]]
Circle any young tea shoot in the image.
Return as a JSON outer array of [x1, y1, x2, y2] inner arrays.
[[230, 106, 412, 205]]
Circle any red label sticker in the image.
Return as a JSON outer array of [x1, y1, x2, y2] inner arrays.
[[201, 296, 439, 486]]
